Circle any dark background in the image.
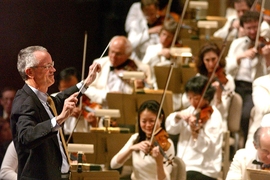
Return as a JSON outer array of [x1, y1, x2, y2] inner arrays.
[[0, 0, 140, 94], [1, 0, 225, 94]]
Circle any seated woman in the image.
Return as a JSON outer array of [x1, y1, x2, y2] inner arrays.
[[166, 75, 223, 180], [110, 100, 175, 180], [195, 42, 235, 131]]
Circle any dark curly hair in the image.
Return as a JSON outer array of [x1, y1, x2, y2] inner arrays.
[[195, 42, 226, 76]]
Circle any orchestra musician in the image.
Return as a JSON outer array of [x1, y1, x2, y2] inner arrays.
[[196, 42, 235, 131], [84, 36, 152, 107], [125, 0, 181, 34], [166, 75, 223, 180], [226, 126, 270, 180], [213, 0, 252, 40], [128, 0, 162, 61], [110, 100, 175, 180], [51, 67, 102, 139], [261, 9, 270, 39], [225, 10, 270, 144], [10, 46, 101, 180], [142, 19, 178, 86], [142, 19, 182, 111]]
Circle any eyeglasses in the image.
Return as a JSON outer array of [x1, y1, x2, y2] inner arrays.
[[33, 61, 54, 70]]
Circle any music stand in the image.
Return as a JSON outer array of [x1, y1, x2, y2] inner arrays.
[[154, 65, 196, 94], [106, 90, 174, 130], [247, 168, 270, 180], [72, 132, 107, 164], [106, 93, 137, 126]]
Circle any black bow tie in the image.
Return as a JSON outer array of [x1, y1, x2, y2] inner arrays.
[[252, 160, 270, 169], [252, 160, 263, 166], [110, 66, 115, 71]]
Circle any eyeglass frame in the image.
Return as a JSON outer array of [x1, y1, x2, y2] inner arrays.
[[32, 61, 55, 70]]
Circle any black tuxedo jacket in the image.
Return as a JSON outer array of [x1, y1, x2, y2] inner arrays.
[[10, 84, 78, 180]]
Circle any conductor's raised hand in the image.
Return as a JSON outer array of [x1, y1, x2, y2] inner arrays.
[[84, 62, 101, 87], [56, 92, 79, 125]]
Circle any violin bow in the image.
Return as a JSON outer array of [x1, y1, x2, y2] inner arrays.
[[67, 33, 109, 144], [147, 0, 190, 161], [66, 31, 88, 144], [149, 63, 174, 146], [251, 0, 260, 11], [254, 0, 265, 50], [164, 0, 173, 22], [148, 0, 189, 148], [170, 0, 190, 48], [147, 63, 174, 166]]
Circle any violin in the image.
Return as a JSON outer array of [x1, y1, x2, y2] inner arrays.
[[149, 127, 173, 166], [256, 36, 270, 54], [153, 127, 171, 151], [158, 10, 180, 24], [208, 67, 228, 90], [192, 105, 213, 140], [81, 95, 101, 127], [252, 1, 270, 17], [113, 59, 138, 72], [196, 105, 213, 124], [213, 67, 228, 85]]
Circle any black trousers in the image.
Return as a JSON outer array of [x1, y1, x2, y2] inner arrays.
[[234, 80, 254, 144], [187, 171, 216, 180]]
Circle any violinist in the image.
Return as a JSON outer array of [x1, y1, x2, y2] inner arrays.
[[52, 67, 102, 138], [110, 100, 175, 180], [142, 19, 183, 111], [196, 42, 235, 131], [142, 19, 179, 75], [84, 36, 152, 107], [214, 0, 252, 40], [125, 0, 181, 34], [260, 0, 270, 39], [225, 10, 270, 144], [128, 0, 162, 61], [166, 75, 223, 180], [226, 126, 270, 180]]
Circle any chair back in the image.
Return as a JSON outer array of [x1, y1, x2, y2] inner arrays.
[[227, 92, 242, 132], [170, 156, 186, 180]]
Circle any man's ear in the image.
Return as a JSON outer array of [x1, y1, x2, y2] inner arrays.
[[253, 141, 258, 149], [25, 68, 34, 79]]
